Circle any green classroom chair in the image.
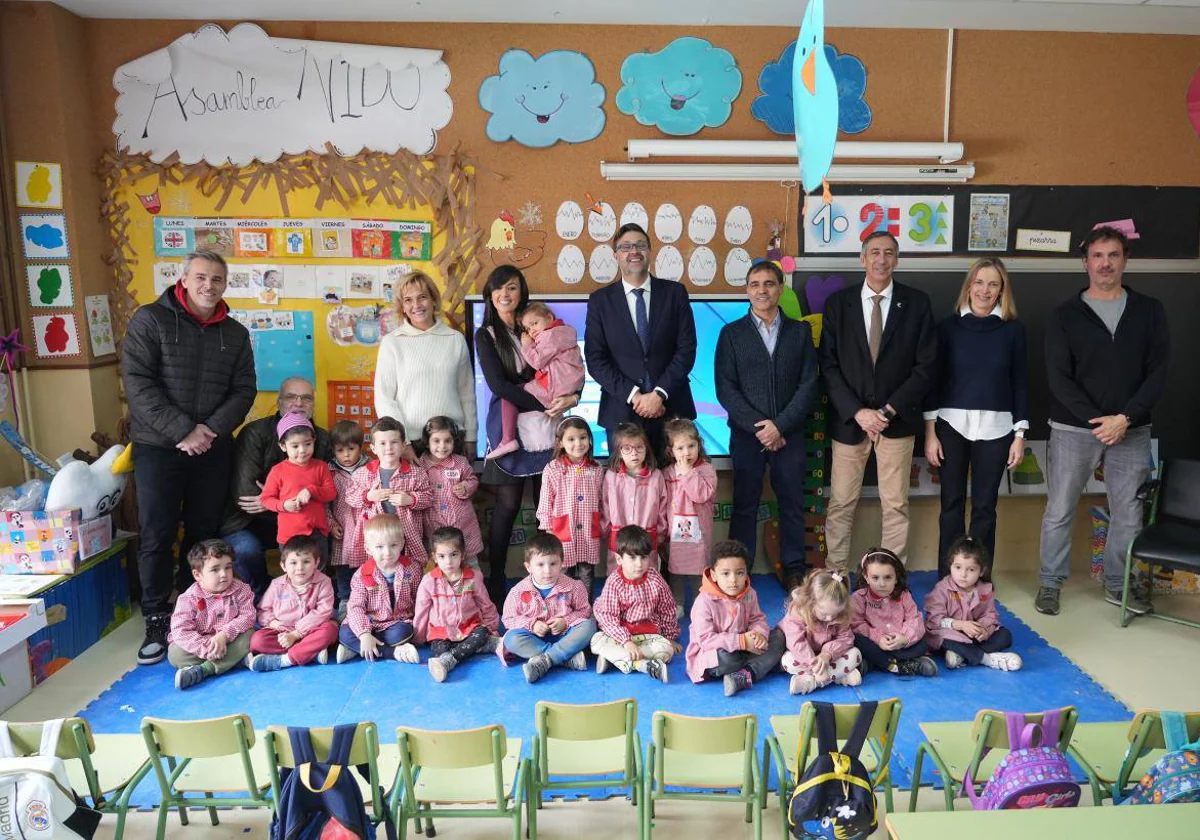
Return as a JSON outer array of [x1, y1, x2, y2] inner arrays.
[[264, 722, 391, 829], [1120, 459, 1200, 630], [907, 706, 1078, 812], [389, 723, 527, 840], [4, 718, 153, 840], [141, 714, 274, 839], [529, 699, 642, 837], [1070, 710, 1200, 802], [644, 711, 761, 840], [763, 699, 901, 840]]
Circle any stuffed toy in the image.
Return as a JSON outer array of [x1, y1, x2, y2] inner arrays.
[[44, 444, 132, 520]]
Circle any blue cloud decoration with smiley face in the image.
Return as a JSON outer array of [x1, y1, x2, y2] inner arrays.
[[753, 42, 872, 135], [615, 37, 742, 136], [479, 49, 607, 147]]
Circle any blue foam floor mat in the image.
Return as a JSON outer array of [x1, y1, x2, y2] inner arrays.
[[80, 572, 1129, 805]]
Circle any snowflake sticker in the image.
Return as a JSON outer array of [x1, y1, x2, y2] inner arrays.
[[518, 201, 543, 228]]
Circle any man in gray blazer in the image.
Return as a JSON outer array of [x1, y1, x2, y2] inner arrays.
[[715, 262, 819, 588]]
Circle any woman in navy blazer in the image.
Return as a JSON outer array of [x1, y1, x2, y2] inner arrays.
[[583, 223, 697, 458]]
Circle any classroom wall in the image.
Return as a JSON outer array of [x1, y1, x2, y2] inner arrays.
[[2, 4, 1198, 566]]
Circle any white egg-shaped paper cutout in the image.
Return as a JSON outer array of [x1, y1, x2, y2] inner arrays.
[[687, 205, 718, 245], [687, 246, 717, 287], [556, 244, 586, 285], [587, 202, 617, 242], [619, 201, 649, 231], [654, 203, 683, 244], [655, 245, 684, 282], [723, 205, 754, 245], [724, 248, 753, 287], [555, 201, 584, 240], [589, 245, 618, 284]]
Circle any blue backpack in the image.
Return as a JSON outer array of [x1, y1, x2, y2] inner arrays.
[[270, 724, 395, 840], [1121, 712, 1200, 806]]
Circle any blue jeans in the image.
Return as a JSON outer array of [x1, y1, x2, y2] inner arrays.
[[503, 619, 597, 666], [223, 524, 272, 603], [338, 621, 414, 659], [940, 626, 1013, 666]]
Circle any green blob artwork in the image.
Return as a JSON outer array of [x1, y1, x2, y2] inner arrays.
[[37, 267, 63, 304]]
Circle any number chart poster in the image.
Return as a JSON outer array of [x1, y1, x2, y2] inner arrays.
[[803, 195, 955, 254], [119, 177, 443, 425]]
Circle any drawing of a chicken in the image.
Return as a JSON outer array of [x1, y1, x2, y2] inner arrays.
[[487, 209, 546, 269]]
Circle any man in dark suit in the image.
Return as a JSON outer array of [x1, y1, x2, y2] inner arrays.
[[584, 223, 697, 456], [819, 231, 937, 573], [716, 261, 819, 587]]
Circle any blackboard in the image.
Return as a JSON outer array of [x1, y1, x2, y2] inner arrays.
[[793, 269, 1198, 459]]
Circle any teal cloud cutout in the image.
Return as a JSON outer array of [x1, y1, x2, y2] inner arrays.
[[615, 37, 742, 136]]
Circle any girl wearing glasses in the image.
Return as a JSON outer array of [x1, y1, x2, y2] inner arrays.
[[601, 422, 669, 576]]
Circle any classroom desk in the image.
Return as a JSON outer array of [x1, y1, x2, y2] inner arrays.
[[885, 802, 1200, 839]]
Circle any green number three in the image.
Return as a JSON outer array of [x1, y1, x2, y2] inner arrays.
[[909, 202, 933, 243]]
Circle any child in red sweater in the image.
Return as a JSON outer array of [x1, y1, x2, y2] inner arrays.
[[261, 411, 338, 565]]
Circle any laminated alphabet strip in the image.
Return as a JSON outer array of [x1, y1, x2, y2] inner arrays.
[[153, 216, 432, 260]]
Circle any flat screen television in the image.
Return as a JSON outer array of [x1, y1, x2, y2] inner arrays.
[[465, 295, 752, 459]]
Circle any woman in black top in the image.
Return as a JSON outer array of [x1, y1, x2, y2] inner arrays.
[[924, 258, 1028, 576], [475, 266, 579, 602]]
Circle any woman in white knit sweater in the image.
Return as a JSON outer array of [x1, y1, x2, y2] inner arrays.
[[374, 272, 477, 451]]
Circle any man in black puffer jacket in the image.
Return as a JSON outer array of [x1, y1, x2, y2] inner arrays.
[[121, 250, 256, 665]]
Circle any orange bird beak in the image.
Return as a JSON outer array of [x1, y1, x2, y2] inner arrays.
[[802, 50, 816, 95]]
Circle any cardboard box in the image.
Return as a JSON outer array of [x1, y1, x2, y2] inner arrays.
[[0, 599, 47, 712], [0, 642, 33, 713], [0, 510, 112, 574]]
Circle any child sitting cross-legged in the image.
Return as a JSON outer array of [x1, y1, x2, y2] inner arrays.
[[246, 534, 339, 672], [779, 570, 863, 695], [925, 536, 1022, 671], [851, 548, 938, 677], [336, 514, 422, 665], [414, 526, 501, 683], [169, 539, 256, 690], [500, 531, 597, 684], [590, 525, 680, 683], [685, 539, 785, 697]]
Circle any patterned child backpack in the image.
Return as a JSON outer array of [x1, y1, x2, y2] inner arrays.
[[961, 709, 1081, 810], [787, 700, 880, 840], [1121, 711, 1200, 806]]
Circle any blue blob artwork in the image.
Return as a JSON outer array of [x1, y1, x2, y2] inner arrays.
[[753, 42, 873, 136], [25, 224, 64, 250], [615, 37, 742, 136], [479, 49, 606, 148]]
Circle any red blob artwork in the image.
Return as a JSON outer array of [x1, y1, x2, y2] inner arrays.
[[44, 316, 69, 353]]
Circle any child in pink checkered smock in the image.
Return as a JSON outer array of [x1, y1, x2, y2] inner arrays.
[[661, 418, 717, 617], [418, 416, 483, 568], [537, 417, 605, 602], [328, 420, 370, 610]]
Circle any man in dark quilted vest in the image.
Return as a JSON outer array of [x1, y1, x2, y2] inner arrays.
[[121, 250, 256, 666]]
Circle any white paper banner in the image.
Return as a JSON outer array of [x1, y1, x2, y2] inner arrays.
[[113, 23, 453, 165]]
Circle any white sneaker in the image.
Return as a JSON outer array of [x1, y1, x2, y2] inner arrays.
[[564, 651, 588, 671], [335, 644, 357, 665], [835, 669, 862, 687], [981, 651, 1023, 671], [595, 655, 609, 675], [316, 649, 330, 665], [644, 659, 669, 684], [394, 643, 419, 664], [428, 653, 456, 683], [944, 650, 966, 670], [243, 653, 256, 670], [789, 674, 818, 695]]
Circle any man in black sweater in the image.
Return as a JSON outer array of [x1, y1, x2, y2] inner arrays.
[[1035, 227, 1169, 616], [819, 232, 937, 573], [715, 262, 819, 587]]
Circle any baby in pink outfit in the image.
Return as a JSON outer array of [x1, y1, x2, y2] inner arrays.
[[487, 302, 585, 460]]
